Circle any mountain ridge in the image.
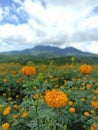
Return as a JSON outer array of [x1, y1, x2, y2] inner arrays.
[[0, 45, 94, 57]]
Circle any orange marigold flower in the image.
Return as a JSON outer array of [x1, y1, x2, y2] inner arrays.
[[21, 66, 36, 76], [3, 107, 11, 116], [6, 107, 11, 111], [2, 122, 10, 130], [44, 89, 68, 108], [94, 89, 98, 94], [79, 64, 92, 74], [13, 115, 18, 119], [22, 112, 28, 118], [13, 104, 19, 109], [69, 107, 75, 113], [90, 124, 97, 130], [91, 101, 98, 109], [90, 126, 95, 130], [92, 96, 97, 100], [86, 84, 91, 89], [92, 124, 97, 129], [3, 79, 7, 83], [68, 101, 74, 106], [84, 111, 90, 117]]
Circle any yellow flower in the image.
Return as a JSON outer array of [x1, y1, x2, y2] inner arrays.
[[20, 108, 25, 113], [7, 97, 12, 101], [21, 66, 36, 76], [79, 64, 92, 74], [81, 98, 85, 102], [22, 112, 28, 118], [16, 95, 19, 98], [69, 107, 75, 113], [44, 89, 68, 108], [90, 110, 95, 114], [2, 123, 10, 130], [3, 93, 6, 96], [84, 112, 90, 117]]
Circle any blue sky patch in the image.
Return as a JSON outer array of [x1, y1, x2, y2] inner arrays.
[[0, 0, 13, 7], [93, 6, 98, 14]]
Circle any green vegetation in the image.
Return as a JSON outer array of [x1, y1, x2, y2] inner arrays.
[[0, 54, 98, 65]]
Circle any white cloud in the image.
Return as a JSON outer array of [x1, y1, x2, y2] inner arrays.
[[87, 41, 98, 53], [79, 15, 98, 30], [72, 41, 98, 54], [0, 24, 35, 43]]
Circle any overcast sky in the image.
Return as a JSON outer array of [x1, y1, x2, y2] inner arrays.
[[0, 0, 98, 53]]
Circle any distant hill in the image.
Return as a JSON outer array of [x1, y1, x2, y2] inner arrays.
[[0, 45, 94, 57]]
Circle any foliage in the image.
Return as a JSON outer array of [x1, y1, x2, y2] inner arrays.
[[0, 61, 98, 130]]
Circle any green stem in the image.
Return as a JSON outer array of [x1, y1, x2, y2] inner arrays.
[[35, 97, 40, 130]]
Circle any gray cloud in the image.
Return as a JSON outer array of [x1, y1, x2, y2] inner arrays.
[[69, 28, 98, 43]]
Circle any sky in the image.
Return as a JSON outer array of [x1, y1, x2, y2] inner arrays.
[[0, 0, 98, 53]]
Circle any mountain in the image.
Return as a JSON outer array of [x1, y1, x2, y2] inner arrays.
[[0, 45, 94, 57]]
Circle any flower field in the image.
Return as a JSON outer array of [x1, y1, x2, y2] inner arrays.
[[0, 62, 98, 130]]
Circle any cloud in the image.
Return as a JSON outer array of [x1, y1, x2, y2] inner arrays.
[[0, 24, 34, 44], [72, 41, 98, 53], [0, 0, 98, 53]]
